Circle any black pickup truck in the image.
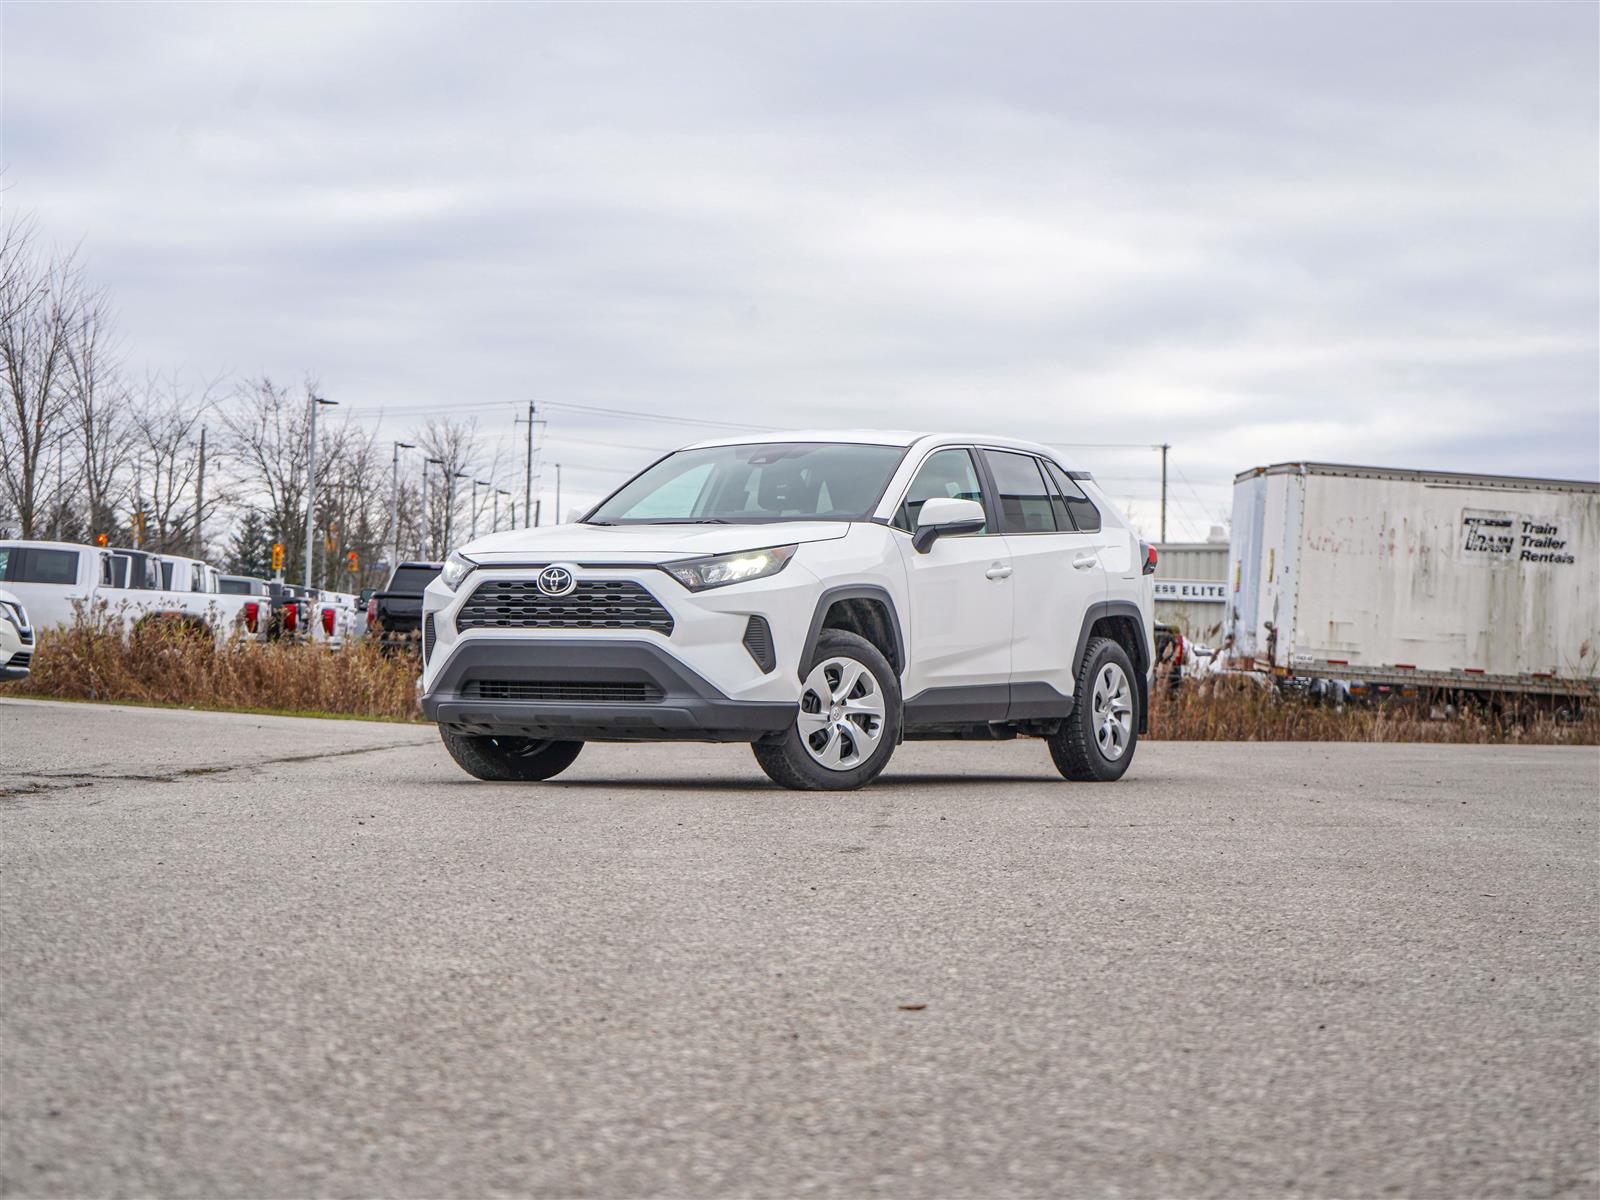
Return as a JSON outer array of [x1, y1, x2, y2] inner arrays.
[[366, 562, 442, 651]]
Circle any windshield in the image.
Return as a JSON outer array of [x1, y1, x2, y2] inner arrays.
[[588, 442, 906, 525]]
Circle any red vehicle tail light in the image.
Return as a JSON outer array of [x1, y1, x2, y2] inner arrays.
[[243, 601, 259, 633], [284, 604, 297, 632], [321, 607, 336, 636], [1172, 634, 1184, 667], [1142, 542, 1158, 575], [367, 598, 378, 624]]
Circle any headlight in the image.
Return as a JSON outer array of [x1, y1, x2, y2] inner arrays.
[[665, 544, 797, 591], [440, 552, 477, 592]]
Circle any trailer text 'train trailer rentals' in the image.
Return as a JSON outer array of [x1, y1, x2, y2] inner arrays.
[[1227, 463, 1599, 698]]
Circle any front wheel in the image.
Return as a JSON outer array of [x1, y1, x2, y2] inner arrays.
[[1047, 636, 1139, 781], [752, 630, 901, 791], [439, 728, 584, 781]]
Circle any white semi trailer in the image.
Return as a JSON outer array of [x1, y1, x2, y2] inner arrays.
[[1227, 463, 1598, 700]]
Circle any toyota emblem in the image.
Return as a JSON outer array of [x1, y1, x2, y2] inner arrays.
[[536, 564, 578, 597]]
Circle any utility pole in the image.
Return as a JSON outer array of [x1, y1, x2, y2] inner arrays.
[[303, 394, 338, 589], [554, 463, 562, 526], [523, 400, 535, 529], [1159, 442, 1170, 544], [194, 426, 206, 558], [387, 440, 416, 573]]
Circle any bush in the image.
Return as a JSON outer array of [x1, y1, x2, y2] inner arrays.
[[3, 613, 421, 721], [1146, 673, 1598, 745]]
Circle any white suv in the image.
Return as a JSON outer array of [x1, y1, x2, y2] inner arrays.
[[421, 432, 1156, 790]]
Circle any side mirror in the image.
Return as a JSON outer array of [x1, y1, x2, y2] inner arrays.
[[913, 497, 986, 554]]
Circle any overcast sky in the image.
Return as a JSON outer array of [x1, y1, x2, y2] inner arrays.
[[5, 1, 1596, 535]]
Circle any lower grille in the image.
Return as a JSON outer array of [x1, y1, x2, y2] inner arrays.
[[422, 613, 436, 663], [8, 651, 31, 669], [462, 680, 663, 704]]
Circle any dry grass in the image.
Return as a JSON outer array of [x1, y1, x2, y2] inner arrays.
[[2, 615, 423, 722], [1146, 673, 1599, 745], [5, 617, 1595, 743]]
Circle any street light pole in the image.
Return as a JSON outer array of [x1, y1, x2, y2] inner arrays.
[[388, 440, 416, 575], [495, 488, 509, 533], [303, 394, 338, 589], [554, 463, 562, 525], [446, 471, 468, 551], [422, 457, 443, 558]]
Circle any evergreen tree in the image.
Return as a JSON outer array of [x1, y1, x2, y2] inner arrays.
[[224, 509, 275, 578]]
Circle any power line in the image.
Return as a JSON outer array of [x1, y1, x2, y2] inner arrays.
[[542, 401, 782, 432]]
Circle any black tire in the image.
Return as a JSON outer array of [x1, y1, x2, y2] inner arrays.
[[1048, 636, 1139, 782], [752, 629, 901, 791], [439, 728, 584, 782]]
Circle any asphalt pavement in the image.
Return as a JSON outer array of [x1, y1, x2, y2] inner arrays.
[[2, 697, 1596, 1198]]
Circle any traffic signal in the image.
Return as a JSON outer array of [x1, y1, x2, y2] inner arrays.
[[95, 533, 108, 547], [271, 542, 285, 572], [346, 550, 359, 574]]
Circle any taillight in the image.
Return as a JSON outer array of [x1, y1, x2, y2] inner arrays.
[[243, 601, 259, 633], [366, 598, 378, 624], [321, 607, 336, 636], [1142, 542, 1159, 575], [284, 604, 297, 632], [1173, 634, 1184, 667]]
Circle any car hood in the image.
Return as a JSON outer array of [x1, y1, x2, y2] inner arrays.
[[458, 521, 853, 564]]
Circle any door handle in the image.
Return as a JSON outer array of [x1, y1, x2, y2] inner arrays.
[[1072, 553, 1097, 570], [985, 563, 1012, 580]]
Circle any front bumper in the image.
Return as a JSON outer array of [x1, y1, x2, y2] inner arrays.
[[422, 637, 795, 742]]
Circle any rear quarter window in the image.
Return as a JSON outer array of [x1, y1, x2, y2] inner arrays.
[[1045, 463, 1102, 533]]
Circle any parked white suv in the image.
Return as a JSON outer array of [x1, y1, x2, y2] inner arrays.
[[0, 586, 33, 680], [421, 432, 1156, 790]]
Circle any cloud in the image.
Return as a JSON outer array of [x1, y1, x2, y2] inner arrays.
[[4, 0, 1595, 534]]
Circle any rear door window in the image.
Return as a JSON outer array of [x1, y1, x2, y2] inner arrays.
[[388, 566, 442, 592], [1044, 463, 1102, 533], [982, 450, 1060, 534], [14, 548, 81, 585]]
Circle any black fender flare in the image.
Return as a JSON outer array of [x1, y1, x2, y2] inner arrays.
[[1074, 600, 1153, 733], [798, 585, 907, 679]]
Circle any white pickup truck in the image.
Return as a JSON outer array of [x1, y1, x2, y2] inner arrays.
[[0, 541, 260, 640]]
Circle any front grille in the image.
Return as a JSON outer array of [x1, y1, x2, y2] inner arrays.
[[422, 613, 436, 663], [462, 680, 663, 704], [457, 580, 674, 634], [742, 615, 776, 673]]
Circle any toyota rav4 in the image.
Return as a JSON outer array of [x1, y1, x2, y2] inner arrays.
[[421, 431, 1156, 790]]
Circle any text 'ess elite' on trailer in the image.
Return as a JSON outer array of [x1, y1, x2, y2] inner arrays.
[[1227, 463, 1597, 698]]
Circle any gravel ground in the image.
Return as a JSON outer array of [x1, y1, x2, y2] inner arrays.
[[2, 697, 1596, 1198]]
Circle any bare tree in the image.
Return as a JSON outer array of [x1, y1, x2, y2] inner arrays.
[[129, 371, 223, 554], [222, 376, 314, 579], [61, 286, 132, 542], [0, 215, 79, 538], [416, 417, 482, 557]]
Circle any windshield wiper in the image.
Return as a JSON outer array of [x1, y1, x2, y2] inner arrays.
[[582, 519, 617, 526], [648, 518, 731, 524]]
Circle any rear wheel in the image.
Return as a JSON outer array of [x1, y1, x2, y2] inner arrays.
[[439, 728, 584, 782], [752, 630, 901, 791], [1047, 636, 1139, 781]]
